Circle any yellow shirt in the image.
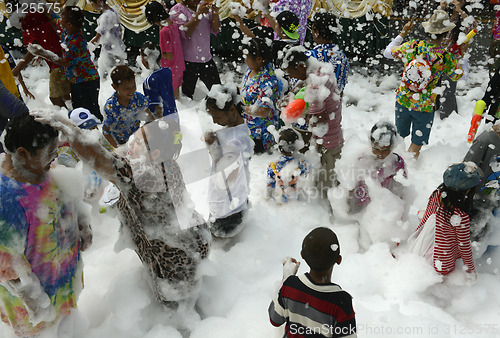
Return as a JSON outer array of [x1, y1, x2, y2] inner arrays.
[[0, 45, 20, 98]]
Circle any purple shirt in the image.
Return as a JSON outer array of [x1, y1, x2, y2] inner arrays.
[[169, 3, 220, 63]]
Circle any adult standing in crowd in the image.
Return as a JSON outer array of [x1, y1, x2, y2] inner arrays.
[[169, 0, 221, 98]]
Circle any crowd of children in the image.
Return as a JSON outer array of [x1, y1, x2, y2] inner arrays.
[[1, 0, 499, 337]]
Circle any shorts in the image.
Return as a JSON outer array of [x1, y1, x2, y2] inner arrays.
[[395, 101, 434, 146], [49, 68, 71, 99]]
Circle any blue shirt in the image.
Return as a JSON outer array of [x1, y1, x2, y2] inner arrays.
[[143, 68, 177, 118], [103, 91, 150, 144], [306, 44, 349, 92]]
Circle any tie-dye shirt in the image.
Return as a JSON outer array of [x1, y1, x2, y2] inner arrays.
[[241, 63, 283, 150], [494, 10, 500, 40], [0, 173, 81, 336], [391, 40, 462, 113]]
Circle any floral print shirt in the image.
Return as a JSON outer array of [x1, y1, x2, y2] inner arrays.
[[306, 43, 350, 92], [103, 92, 151, 145], [241, 63, 283, 149], [391, 40, 462, 113]]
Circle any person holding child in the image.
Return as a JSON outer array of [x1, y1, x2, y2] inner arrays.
[[31, 110, 211, 306], [282, 47, 343, 198], [102, 65, 156, 148], [241, 38, 283, 154], [0, 113, 92, 337], [267, 128, 309, 203], [204, 84, 254, 238], [383, 9, 463, 158], [409, 162, 480, 282], [169, 0, 221, 98], [145, 1, 185, 99], [269, 227, 356, 337], [29, 6, 101, 120]]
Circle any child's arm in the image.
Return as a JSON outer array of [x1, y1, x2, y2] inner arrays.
[[162, 52, 173, 60], [90, 33, 101, 45], [244, 104, 272, 118], [182, 3, 210, 38], [16, 74, 35, 100], [210, 3, 221, 34], [233, 15, 256, 38], [263, 13, 285, 39], [383, 20, 415, 59], [27, 43, 70, 68], [11, 52, 35, 78], [102, 126, 119, 149], [31, 110, 117, 181]]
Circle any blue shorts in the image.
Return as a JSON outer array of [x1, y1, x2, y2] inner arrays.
[[395, 102, 434, 146]]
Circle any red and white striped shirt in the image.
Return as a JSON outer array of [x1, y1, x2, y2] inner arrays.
[[416, 189, 475, 275]]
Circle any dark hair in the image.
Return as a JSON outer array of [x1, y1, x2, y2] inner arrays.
[[245, 38, 273, 66], [63, 6, 84, 29], [144, 1, 169, 25], [4, 112, 59, 156], [111, 65, 135, 86], [311, 12, 337, 42], [370, 121, 397, 147], [142, 118, 182, 162], [205, 84, 244, 115], [283, 48, 307, 69], [140, 41, 162, 66], [302, 227, 340, 272], [278, 128, 299, 155], [438, 183, 475, 216]]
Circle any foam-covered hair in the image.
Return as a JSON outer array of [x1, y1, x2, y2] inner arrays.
[[370, 121, 397, 147]]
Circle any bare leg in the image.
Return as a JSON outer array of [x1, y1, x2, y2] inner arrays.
[[408, 142, 422, 159], [174, 87, 180, 100], [50, 96, 67, 109]]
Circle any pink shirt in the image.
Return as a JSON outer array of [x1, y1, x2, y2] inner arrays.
[[159, 23, 185, 76], [169, 3, 220, 63], [308, 70, 343, 150]]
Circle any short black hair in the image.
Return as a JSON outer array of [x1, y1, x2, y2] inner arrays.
[[144, 1, 169, 25], [63, 6, 84, 30], [205, 84, 244, 115], [140, 41, 162, 67], [244, 38, 273, 66], [4, 112, 59, 156], [311, 12, 337, 42], [302, 227, 340, 272], [283, 47, 308, 69], [111, 65, 135, 86], [278, 128, 299, 155]]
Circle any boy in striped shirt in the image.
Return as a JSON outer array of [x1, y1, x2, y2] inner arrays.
[[269, 227, 356, 337]]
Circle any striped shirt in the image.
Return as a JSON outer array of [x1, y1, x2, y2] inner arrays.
[[269, 274, 356, 338], [416, 189, 475, 275]]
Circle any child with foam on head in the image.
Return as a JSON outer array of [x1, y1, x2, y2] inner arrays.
[[102, 65, 155, 148], [268, 227, 357, 338], [408, 162, 481, 284], [267, 128, 309, 203], [204, 84, 254, 238], [88, 0, 127, 79], [348, 122, 407, 213], [144, 1, 185, 100], [28, 5, 101, 120], [140, 41, 178, 120]]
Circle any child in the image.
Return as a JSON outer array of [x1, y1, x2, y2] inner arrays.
[[29, 6, 101, 120], [241, 37, 283, 154], [0, 81, 29, 153], [102, 65, 155, 147], [0, 113, 92, 336], [383, 10, 463, 158], [0, 44, 34, 102], [349, 122, 407, 213], [270, 0, 312, 45], [12, 11, 70, 108], [89, 0, 127, 79], [306, 12, 350, 94], [267, 128, 308, 203], [282, 47, 342, 198], [204, 84, 254, 238], [169, 0, 221, 98], [145, 1, 185, 99], [268, 227, 356, 337], [409, 162, 481, 282], [140, 41, 178, 119]]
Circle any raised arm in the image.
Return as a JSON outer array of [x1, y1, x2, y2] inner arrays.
[[30, 110, 116, 180]]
